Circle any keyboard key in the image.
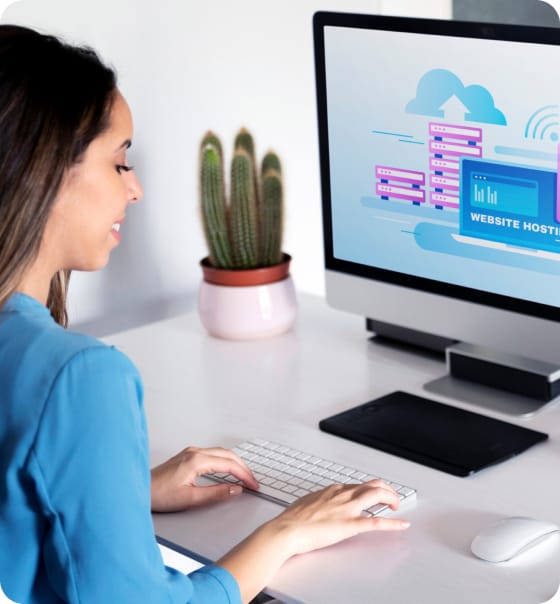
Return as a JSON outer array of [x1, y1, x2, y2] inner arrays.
[[281, 484, 298, 494], [287, 476, 303, 486], [398, 486, 415, 498], [366, 503, 389, 516]]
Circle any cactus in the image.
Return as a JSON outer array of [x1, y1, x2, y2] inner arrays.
[[201, 130, 223, 162], [199, 128, 284, 270], [199, 142, 233, 268], [261, 151, 282, 175], [234, 128, 255, 160], [234, 128, 259, 223], [230, 149, 258, 268], [260, 166, 283, 266]]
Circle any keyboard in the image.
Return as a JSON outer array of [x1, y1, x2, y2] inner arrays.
[[206, 438, 417, 517]]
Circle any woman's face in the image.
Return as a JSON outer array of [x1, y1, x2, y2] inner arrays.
[[46, 91, 143, 272]]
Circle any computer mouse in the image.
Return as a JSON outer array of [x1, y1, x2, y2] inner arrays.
[[471, 516, 560, 563]]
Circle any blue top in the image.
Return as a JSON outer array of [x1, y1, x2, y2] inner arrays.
[[0, 293, 241, 604]]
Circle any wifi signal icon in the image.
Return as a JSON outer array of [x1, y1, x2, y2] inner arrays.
[[524, 105, 560, 142]]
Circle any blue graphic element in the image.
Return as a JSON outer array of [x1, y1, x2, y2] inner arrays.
[[461, 158, 559, 253], [357, 197, 560, 276], [494, 145, 556, 162], [372, 130, 413, 138], [414, 222, 560, 275], [470, 173, 538, 217], [360, 196, 456, 225], [524, 105, 560, 141], [406, 69, 507, 126]]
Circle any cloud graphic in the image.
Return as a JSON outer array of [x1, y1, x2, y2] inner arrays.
[[406, 68, 507, 126], [0, 0, 21, 18]]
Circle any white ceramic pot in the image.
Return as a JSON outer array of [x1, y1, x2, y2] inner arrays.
[[198, 254, 297, 340]]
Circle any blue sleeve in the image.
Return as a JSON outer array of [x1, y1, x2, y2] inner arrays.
[[30, 346, 241, 604]]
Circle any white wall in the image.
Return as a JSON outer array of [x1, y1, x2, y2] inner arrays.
[[2, 0, 451, 333]]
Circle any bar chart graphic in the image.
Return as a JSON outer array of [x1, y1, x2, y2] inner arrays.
[[469, 170, 539, 216], [473, 183, 498, 205]]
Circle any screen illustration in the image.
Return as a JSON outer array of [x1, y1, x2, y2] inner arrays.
[[325, 26, 560, 307]]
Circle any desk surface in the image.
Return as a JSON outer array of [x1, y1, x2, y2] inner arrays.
[[105, 293, 560, 604]]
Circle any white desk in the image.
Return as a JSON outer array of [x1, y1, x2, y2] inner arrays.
[[106, 293, 560, 604]]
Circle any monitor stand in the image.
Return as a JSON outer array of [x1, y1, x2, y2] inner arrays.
[[365, 318, 457, 354], [366, 318, 560, 417]]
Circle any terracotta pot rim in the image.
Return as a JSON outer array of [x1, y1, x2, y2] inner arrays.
[[200, 253, 291, 287]]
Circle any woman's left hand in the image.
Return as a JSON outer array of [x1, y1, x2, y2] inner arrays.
[[150, 446, 258, 512]]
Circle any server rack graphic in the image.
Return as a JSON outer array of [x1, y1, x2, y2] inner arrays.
[[375, 166, 426, 205], [429, 122, 483, 210]]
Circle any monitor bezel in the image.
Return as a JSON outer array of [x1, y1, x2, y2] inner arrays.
[[313, 11, 560, 324]]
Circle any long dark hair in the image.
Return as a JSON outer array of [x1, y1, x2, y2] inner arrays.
[[0, 25, 117, 326]]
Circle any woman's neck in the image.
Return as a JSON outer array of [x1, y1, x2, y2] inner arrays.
[[15, 257, 55, 307]]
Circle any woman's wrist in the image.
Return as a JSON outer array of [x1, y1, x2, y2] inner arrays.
[[149, 467, 164, 511], [254, 515, 301, 560], [216, 517, 299, 602]]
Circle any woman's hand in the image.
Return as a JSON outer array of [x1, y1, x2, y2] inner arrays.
[[269, 479, 409, 555], [217, 479, 410, 603], [150, 446, 259, 512]]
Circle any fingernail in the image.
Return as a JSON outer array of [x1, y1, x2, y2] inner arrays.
[[229, 485, 242, 496], [400, 520, 411, 528]]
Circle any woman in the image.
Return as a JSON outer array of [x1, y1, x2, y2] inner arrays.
[[0, 24, 409, 604]]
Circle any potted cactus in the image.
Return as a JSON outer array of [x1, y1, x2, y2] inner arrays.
[[197, 127, 297, 339]]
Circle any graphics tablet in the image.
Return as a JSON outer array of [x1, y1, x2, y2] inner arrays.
[[319, 391, 548, 476]]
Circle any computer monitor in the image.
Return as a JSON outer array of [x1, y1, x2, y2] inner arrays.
[[313, 11, 560, 414]]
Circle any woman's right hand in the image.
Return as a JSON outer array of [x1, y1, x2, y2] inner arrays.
[[268, 479, 410, 556], [217, 480, 410, 603]]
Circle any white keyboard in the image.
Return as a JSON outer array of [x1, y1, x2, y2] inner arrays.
[[206, 439, 417, 517]]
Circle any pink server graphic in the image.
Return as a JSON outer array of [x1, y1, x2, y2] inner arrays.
[[375, 166, 425, 205], [429, 122, 483, 209]]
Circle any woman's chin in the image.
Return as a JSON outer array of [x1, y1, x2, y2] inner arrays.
[[73, 254, 111, 273]]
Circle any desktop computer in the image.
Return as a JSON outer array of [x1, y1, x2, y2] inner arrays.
[[313, 12, 560, 415], [209, 11, 555, 494]]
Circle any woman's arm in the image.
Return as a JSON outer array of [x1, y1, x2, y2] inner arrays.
[[151, 447, 410, 604], [34, 346, 239, 603], [152, 447, 409, 602], [217, 481, 409, 603]]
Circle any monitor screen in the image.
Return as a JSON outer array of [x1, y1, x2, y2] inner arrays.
[[314, 12, 560, 364]]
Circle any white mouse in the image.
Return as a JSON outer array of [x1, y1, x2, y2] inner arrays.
[[471, 516, 560, 562]]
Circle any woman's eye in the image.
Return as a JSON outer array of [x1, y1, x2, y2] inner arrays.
[[116, 164, 134, 174]]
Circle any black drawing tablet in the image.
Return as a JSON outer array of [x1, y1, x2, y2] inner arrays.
[[318, 391, 548, 476]]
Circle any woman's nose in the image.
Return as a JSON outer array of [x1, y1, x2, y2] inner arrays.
[[127, 171, 143, 203]]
